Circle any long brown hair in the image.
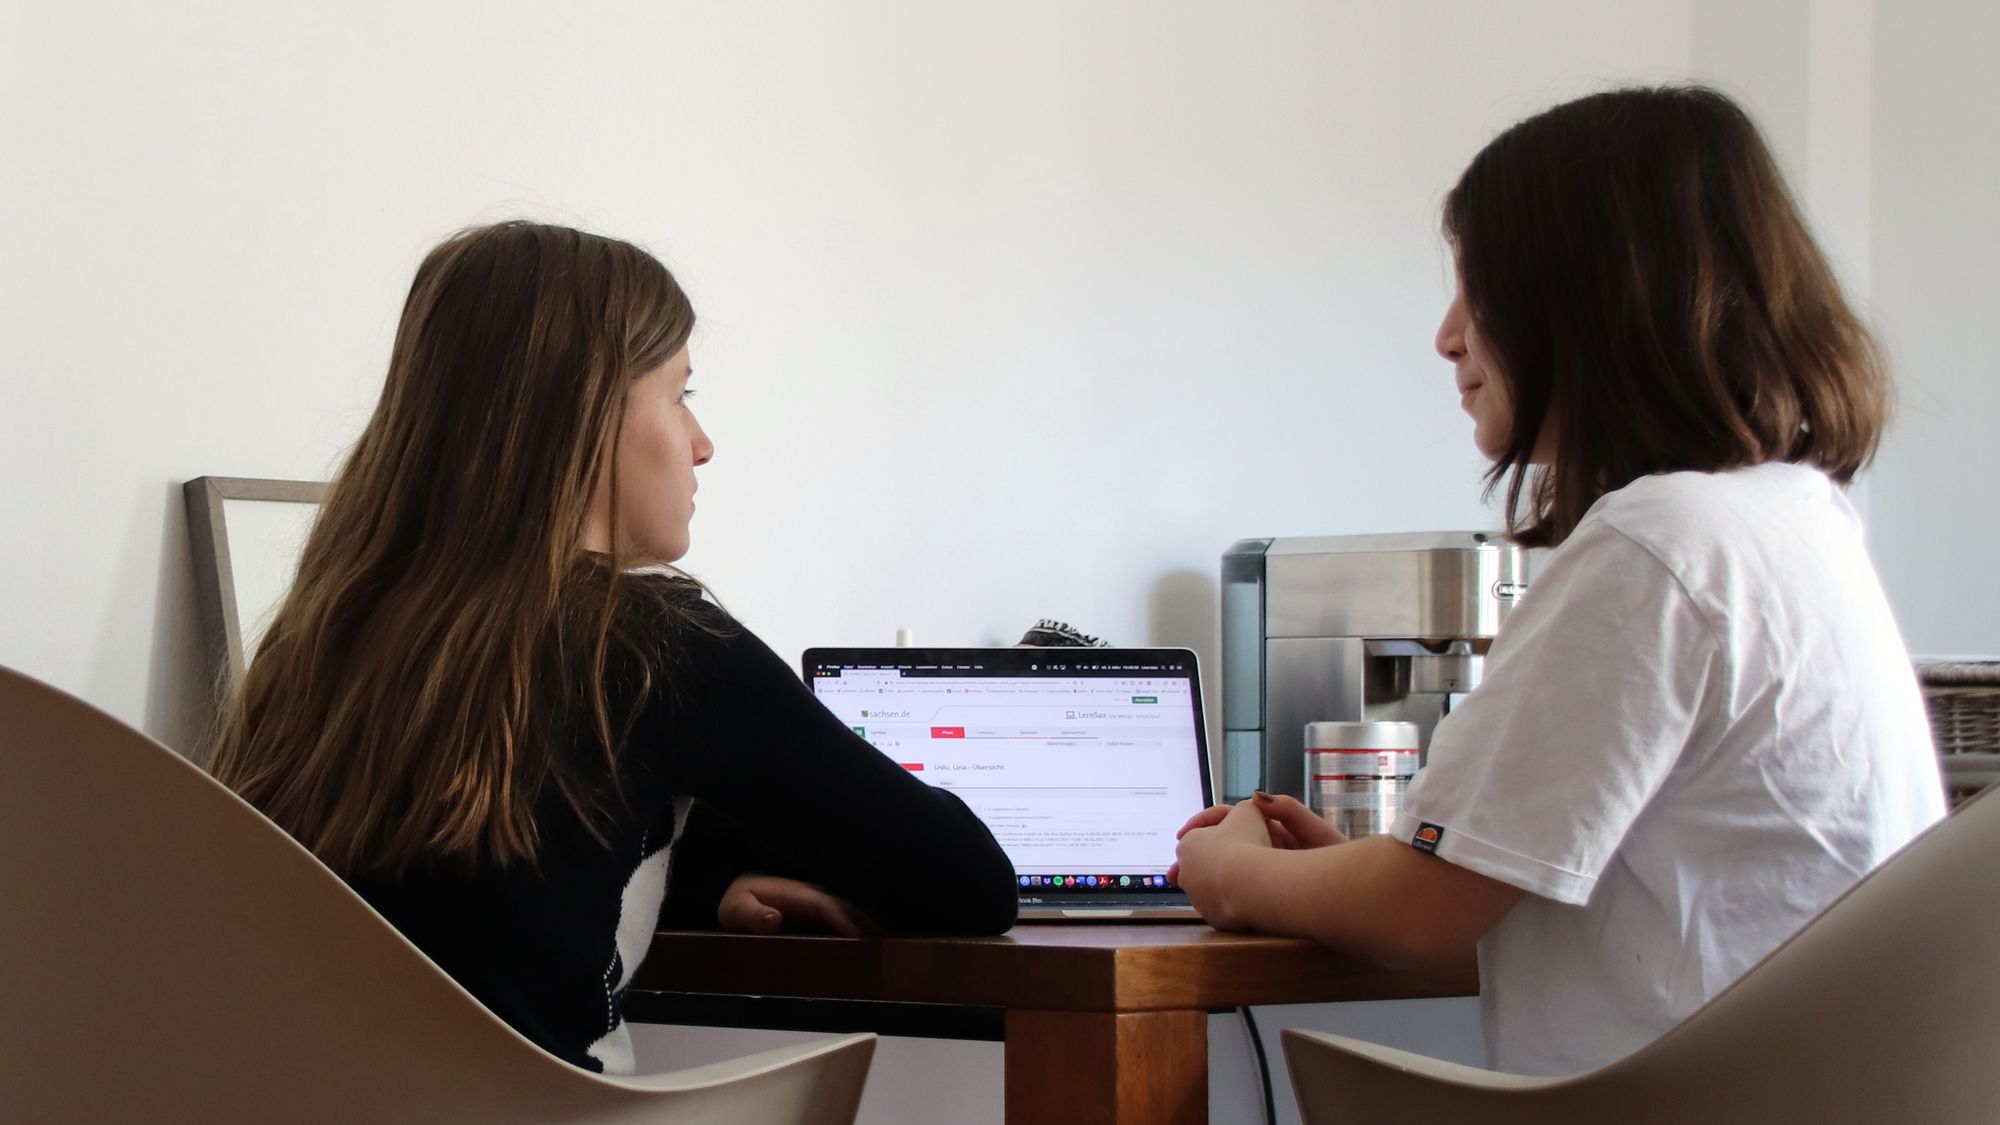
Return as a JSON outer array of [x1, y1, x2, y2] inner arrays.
[[1444, 85, 1889, 547], [209, 221, 707, 876]]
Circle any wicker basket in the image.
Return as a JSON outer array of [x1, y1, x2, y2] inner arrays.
[[1918, 662, 2000, 808]]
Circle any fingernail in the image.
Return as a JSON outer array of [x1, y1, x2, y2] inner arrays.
[[1253, 790, 1271, 800]]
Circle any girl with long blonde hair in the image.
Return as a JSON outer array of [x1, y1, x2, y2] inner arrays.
[[210, 221, 1016, 1073]]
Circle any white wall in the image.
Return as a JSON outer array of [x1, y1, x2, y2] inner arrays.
[[6, 2, 1991, 1122], [1866, 0, 2000, 659], [0, 0, 1694, 755]]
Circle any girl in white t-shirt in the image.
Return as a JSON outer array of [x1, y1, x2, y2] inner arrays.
[[1171, 85, 1944, 1077]]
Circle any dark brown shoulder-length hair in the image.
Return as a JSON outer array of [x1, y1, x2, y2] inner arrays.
[[208, 221, 714, 877], [1444, 84, 1889, 548]]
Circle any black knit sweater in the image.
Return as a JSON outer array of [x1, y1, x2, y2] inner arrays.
[[345, 593, 1017, 1072]]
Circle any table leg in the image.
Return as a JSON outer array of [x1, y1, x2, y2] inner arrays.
[[1003, 1008, 1207, 1125]]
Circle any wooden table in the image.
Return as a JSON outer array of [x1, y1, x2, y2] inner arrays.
[[634, 924, 1476, 1125]]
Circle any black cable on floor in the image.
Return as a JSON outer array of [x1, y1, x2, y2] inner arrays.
[[1240, 1004, 1276, 1125]]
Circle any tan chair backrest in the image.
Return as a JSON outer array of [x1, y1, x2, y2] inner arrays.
[[0, 665, 872, 1124], [1596, 786, 2000, 1122], [1286, 789, 2000, 1124]]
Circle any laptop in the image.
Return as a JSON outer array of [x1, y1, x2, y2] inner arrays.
[[801, 646, 1213, 920]]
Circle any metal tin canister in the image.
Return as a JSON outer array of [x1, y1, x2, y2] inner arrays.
[[1303, 721, 1420, 839]]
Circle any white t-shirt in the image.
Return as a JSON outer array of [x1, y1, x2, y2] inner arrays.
[[1390, 462, 1943, 1078]]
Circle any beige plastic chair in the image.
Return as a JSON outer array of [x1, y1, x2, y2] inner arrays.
[[1285, 789, 2000, 1125], [0, 664, 875, 1124]]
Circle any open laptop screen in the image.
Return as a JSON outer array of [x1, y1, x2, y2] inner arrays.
[[802, 647, 1212, 895]]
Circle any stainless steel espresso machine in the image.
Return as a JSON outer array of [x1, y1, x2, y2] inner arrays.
[[1219, 532, 1528, 802]]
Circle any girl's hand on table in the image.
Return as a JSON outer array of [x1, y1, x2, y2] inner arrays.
[[1172, 791, 1347, 865], [1171, 800, 1280, 929], [718, 874, 879, 937], [1246, 791, 1348, 850]]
